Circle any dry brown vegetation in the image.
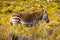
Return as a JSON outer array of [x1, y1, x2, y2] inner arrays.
[[0, 0, 60, 40]]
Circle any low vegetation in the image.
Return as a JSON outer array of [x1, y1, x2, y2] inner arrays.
[[0, 0, 60, 40]]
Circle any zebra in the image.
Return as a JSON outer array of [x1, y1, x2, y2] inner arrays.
[[10, 11, 49, 26]]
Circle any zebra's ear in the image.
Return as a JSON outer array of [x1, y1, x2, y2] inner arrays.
[[42, 13, 49, 23]]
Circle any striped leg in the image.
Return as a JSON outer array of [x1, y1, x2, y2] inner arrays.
[[42, 13, 49, 23]]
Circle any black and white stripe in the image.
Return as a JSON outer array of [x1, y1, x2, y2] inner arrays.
[[10, 14, 21, 25], [10, 11, 49, 26]]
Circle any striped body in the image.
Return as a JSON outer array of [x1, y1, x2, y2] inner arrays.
[[10, 11, 49, 26]]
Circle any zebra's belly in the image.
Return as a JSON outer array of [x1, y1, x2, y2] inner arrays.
[[20, 21, 33, 25]]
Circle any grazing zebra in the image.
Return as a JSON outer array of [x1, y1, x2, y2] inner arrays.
[[10, 11, 49, 26]]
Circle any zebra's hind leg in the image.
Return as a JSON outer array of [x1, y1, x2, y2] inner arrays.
[[10, 22, 19, 26], [10, 22, 17, 26], [10, 22, 13, 25]]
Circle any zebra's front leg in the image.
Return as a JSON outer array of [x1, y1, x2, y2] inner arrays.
[[33, 20, 38, 26], [42, 13, 49, 23]]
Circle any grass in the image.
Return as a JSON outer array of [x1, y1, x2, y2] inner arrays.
[[0, 0, 60, 40]]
